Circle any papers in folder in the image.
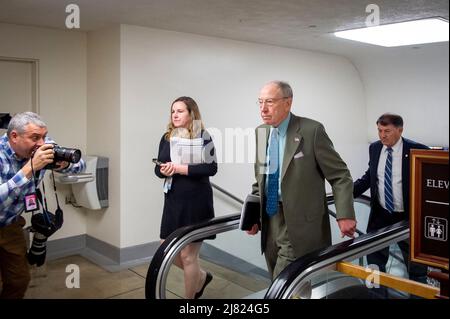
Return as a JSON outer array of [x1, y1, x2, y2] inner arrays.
[[239, 194, 261, 231], [170, 137, 203, 164]]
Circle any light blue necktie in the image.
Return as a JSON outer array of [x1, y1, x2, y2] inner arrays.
[[266, 128, 279, 217], [384, 147, 394, 213]]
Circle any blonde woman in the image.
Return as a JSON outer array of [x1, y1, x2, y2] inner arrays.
[[154, 96, 217, 299]]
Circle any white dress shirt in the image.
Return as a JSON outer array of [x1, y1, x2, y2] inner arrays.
[[377, 138, 404, 212]]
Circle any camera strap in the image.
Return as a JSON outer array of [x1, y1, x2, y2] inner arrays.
[[30, 155, 50, 223], [29, 154, 63, 228], [50, 169, 62, 214]]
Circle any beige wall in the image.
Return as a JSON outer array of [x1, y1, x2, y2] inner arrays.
[[0, 23, 87, 240], [353, 43, 449, 147], [86, 25, 121, 247], [120, 25, 368, 250]]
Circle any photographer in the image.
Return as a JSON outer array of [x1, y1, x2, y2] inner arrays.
[[0, 112, 85, 299]]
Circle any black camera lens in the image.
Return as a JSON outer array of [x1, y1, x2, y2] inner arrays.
[[54, 145, 81, 163], [44, 144, 82, 170]]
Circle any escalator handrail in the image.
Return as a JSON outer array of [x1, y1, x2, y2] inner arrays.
[[327, 194, 370, 236], [264, 220, 409, 299], [211, 182, 244, 204], [144, 193, 371, 298], [328, 193, 404, 264], [145, 213, 241, 299]]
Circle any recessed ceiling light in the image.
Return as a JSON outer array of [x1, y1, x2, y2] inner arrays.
[[334, 18, 449, 47]]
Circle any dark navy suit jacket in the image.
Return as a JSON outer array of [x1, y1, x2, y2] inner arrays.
[[353, 137, 428, 231]]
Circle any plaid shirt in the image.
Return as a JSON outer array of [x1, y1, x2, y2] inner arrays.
[[0, 133, 86, 227]]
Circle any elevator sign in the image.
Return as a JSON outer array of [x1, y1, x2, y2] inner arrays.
[[425, 216, 447, 242], [410, 150, 449, 270]]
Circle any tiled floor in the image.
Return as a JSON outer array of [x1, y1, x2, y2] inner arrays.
[[22, 255, 270, 299]]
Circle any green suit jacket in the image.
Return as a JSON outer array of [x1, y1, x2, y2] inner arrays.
[[252, 114, 355, 257]]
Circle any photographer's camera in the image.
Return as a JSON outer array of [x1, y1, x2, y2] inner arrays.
[[44, 144, 82, 169]]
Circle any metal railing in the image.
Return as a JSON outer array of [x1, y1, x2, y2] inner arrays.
[[211, 182, 244, 204]]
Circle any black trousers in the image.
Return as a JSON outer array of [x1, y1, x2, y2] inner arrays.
[[367, 202, 428, 283]]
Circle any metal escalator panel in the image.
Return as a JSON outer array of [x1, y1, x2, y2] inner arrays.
[[265, 220, 413, 299], [311, 272, 409, 299], [287, 264, 412, 299], [267, 194, 425, 299]]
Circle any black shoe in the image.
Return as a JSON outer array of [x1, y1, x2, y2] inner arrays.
[[195, 272, 213, 299]]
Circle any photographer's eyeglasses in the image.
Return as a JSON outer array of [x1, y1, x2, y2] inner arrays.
[[257, 97, 289, 107]]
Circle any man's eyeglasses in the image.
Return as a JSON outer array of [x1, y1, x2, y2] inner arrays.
[[257, 97, 289, 107]]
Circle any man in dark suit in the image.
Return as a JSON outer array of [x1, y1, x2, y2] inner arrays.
[[353, 113, 428, 283], [247, 81, 356, 279]]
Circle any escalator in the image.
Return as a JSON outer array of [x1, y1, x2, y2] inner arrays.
[[265, 220, 411, 299], [145, 188, 429, 299]]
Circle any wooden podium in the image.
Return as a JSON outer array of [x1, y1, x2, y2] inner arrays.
[[410, 149, 449, 299]]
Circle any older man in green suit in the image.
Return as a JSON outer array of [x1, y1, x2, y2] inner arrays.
[[247, 81, 356, 279]]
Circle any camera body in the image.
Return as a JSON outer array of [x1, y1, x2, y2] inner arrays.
[[44, 144, 82, 170]]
